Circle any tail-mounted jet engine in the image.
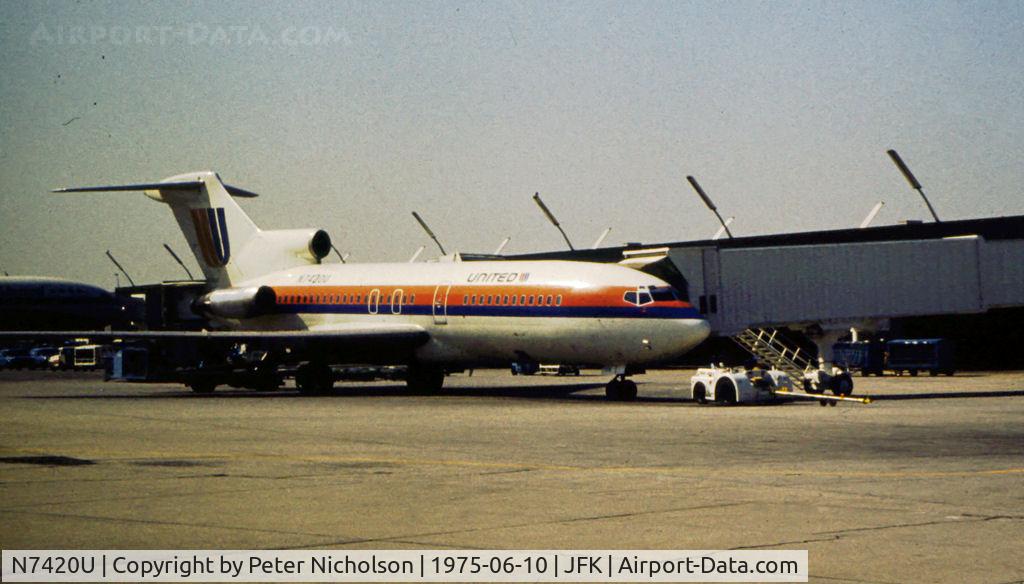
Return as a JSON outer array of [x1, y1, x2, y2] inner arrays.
[[194, 285, 277, 319], [258, 228, 332, 264]]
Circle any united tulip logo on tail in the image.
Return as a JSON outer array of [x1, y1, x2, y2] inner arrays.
[[190, 207, 230, 267]]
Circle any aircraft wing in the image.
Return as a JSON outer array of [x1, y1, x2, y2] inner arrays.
[[0, 323, 430, 363]]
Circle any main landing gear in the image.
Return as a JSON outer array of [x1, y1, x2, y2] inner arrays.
[[406, 364, 445, 394], [605, 375, 638, 401], [295, 362, 334, 395]]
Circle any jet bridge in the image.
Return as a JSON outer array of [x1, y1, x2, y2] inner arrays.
[[479, 214, 1024, 387], [667, 234, 1023, 336]]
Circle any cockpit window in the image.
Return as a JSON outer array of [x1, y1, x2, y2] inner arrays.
[[637, 290, 653, 306], [624, 287, 659, 307]]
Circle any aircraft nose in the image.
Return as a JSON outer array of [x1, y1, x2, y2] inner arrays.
[[667, 317, 711, 354], [686, 318, 712, 349]]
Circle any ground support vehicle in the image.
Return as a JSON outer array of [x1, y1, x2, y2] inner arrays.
[[687, 366, 871, 406]]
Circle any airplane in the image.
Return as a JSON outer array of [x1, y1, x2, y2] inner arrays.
[[0, 275, 138, 331], [32, 171, 711, 400]]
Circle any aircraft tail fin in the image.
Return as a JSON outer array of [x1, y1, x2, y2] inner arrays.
[[55, 171, 331, 288]]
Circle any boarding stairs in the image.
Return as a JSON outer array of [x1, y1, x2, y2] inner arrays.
[[732, 327, 814, 381]]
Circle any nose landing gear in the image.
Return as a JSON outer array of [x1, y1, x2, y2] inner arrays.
[[605, 375, 638, 401]]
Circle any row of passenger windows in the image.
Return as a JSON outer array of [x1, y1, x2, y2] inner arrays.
[[462, 293, 562, 307], [278, 292, 416, 305], [278, 288, 674, 308]]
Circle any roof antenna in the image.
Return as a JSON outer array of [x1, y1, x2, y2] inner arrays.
[[687, 176, 733, 239], [105, 250, 136, 287], [887, 149, 941, 222], [860, 201, 885, 228], [493, 237, 511, 255], [163, 243, 196, 280], [591, 227, 612, 249], [408, 245, 425, 263], [533, 192, 575, 250], [411, 211, 447, 255], [331, 244, 348, 263], [712, 217, 735, 240]]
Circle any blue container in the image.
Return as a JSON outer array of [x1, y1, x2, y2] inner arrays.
[[885, 338, 955, 376], [832, 341, 886, 376]]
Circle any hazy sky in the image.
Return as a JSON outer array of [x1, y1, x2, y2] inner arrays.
[[2, 1, 1022, 287]]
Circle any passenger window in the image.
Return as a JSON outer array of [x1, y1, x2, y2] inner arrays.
[[556, 295, 562, 306], [503, 294, 509, 305], [546, 295, 553, 305], [463, 294, 468, 304], [487, 295, 493, 305], [528, 295, 535, 305], [511, 295, 518, 306], [410, 294, 415, 304], [520, 295, 526, 305]]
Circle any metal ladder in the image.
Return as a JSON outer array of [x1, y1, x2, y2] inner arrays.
[[732, 327, 815, 380]]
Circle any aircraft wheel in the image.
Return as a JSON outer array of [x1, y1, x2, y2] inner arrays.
[[620, 380, 638, 401], [910, 369, 919, 377], [605, 379, 621, 400], [819, 399, 829, 407], [296, 363, 333, 395], [605, 378, 636, 401], [407, 365, 444, 393], [189, 380, 216, 394]]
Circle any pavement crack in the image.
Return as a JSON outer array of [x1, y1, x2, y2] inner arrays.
[[0, 508, 341, 540], [813, 514, 1019, 537], [280, 501, 750, 550], [732, 535, 840, 550]]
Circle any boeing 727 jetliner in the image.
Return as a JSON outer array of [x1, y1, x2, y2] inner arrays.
[[49, 171, 710, 399]]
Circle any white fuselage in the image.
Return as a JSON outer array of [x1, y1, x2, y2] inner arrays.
[[229, 260, 710, 367]]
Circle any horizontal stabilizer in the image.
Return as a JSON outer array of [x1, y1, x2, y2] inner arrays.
[[53, 181, 259, 198]]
